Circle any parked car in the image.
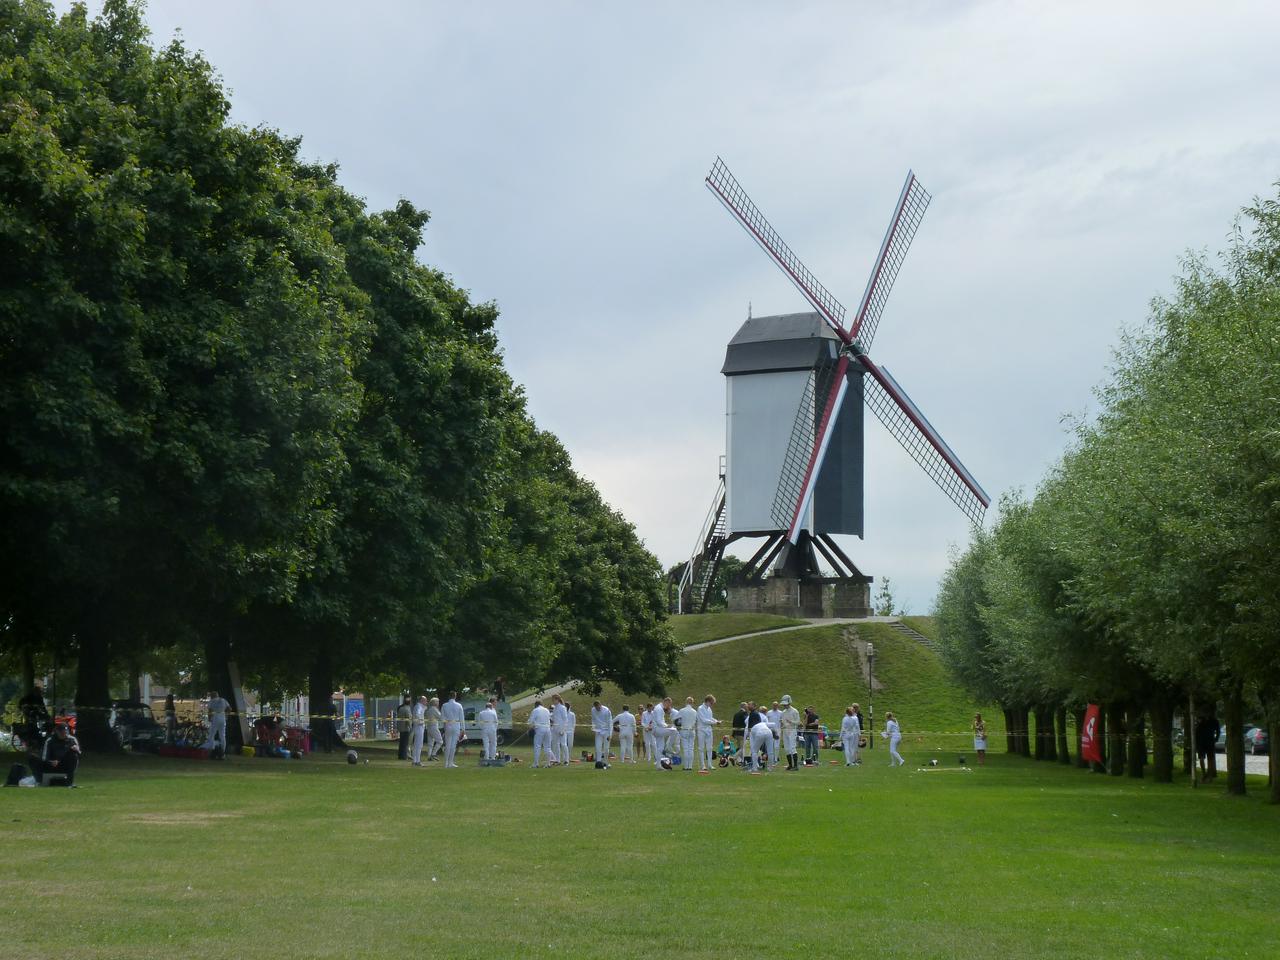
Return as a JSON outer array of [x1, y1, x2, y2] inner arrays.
[[110, 700, 166, 752], [1244, 727, 1270, 756], [1215, 725, 1258, 752]]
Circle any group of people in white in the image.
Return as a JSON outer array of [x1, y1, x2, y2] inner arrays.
[[525, 693, 907, 772], [400, 692, 501, 768]]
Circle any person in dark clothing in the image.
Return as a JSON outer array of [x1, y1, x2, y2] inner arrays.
[[803, 707, 821, 764], [18, 684, 50, 748], [29, 722, 80, 786], [493, 677, 506, 703], [395, 694, 412, 760], [1195, 712, 1220, 781], [731, 703, 748, 753], [163, 692, 177, 744]]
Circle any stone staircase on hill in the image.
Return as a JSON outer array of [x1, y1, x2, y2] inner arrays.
[[888, 620, 936, 650]]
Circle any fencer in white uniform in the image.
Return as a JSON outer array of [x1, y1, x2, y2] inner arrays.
[[564, 702, 577, 763], [410, 696, 427, 765], [748, 715, 775, 772], [590, 700, 613, 763], [529, 700, 555, 767], [677, 697, 698, 770], [425, 698, 443, 761], [840, 707, 861, 767], [695, 695, 719, 771], [616, 706, 636, 762], [651, 697, 678, 767], [766, 701, 782, 768], [882, 712, 904, 766], [477, 699, 499, 760], [640, 704, 654, 761], [441, 692, 465, 768], [550, 695, 569, 765], [780, 695, 801, 771]]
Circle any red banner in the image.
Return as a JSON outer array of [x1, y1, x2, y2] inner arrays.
[[1081, 703, 1103, 764]]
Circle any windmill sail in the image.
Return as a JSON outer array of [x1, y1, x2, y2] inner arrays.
[[849, 171, 931, 350], [858, 354, 989, 526]]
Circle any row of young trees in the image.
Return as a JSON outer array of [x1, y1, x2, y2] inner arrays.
[[935, 182, 1280, 803], [0, 1, 677, 749]]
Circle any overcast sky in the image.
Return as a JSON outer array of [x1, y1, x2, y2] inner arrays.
[[75, 1, 1280, 612]]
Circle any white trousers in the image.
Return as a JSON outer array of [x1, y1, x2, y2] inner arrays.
[[426, 725, 443, 758], [842, 736, 857, 765], [889, 734, 903, 766], [204, 716, 227, 752], [652, 727, 677, 765], [533, 728, 555, 766], [782, 730, 798, 756], [643, 731, 655, 760], [749, 728, 773, 771], [767, 728, 779, 765], [443, 721, 461, 767], [680, 732, 696, 768], [697, 729, 715, 769], [560, 727, 572, 762], [619, 733, 633, 762], [411, 724, 425, 763], [481, 728, 497, 759], [594, 732, 610, 761]]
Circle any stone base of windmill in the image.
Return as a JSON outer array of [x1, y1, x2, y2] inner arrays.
[[727, 578, 871, 619]]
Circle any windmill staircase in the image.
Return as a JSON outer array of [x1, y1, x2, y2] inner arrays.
[[674, 474, 728, 614]]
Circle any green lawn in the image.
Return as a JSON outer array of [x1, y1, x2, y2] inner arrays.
[[669, 611, 808, 646], [2, 743, 1276, 959]]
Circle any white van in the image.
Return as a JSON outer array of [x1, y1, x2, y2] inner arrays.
[[461, 699, 513, 746]]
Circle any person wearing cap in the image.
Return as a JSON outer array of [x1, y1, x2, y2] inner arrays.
[[765, 700, 782, 768], [841, 707, 861, 766], [529, 699, 555, 767], [615, 705, 636, 762], [395, 693, 413, 761], [410, 695, 427, 766], [440, 691, 465, 768], [780, 695, 801, 771], [203, 690, 230, 757], [477, 698, 499, 760], [425, 697, 443, 761], [549, 694, 569, 766], [651, 697, 678, 767], [590, 700, 613, 763], [747, 710, 774, 773], [30, 721, 80, 786], [695, 695, 719, 771], [882, 711, 905, 766]]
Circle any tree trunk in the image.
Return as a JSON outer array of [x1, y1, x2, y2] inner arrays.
[[1125, 704, 1145, 779], [1033, 706, 1045, 760], [1150, 698, 1173, 783], [1224, 683, 1246, 797], [1181, 700, 1194, 777], [1106, 702, 1126, 776], [1092, 706, 1107, 773], [1036, 705, 1057, 762], [1056, 706, 1071, 765], [1003, 706, 1017, 754], [127, 657, 142, 703], [203, 627, 243, 752], [308, 645, 346, 753], [1016, 706, 1031, 757], [74, 628, 118, 752], [22, 647, 36, 694]]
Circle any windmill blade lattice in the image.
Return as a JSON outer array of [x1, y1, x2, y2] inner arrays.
[[706, 158, 849, 340], [771, 354, 850, 538], [850, 172, 931, 350], [859, 358, 989, 526]]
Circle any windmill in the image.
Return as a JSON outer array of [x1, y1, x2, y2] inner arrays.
[[674, 158, 989, 615]]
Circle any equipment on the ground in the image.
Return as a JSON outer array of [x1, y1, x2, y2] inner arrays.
[[675, 159, 989, 615], [346, 749, 358, 764]]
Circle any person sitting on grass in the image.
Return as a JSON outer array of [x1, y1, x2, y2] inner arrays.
[[29, 721, 80, 787], [716, 735, 738, 767]]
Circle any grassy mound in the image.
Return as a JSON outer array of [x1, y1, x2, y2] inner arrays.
[[669, 611, 807, 646]]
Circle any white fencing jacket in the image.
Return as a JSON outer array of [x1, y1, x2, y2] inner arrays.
[[617, 710, 636, 736], [529, 704, 551, 730], [478, 706, 498, 732], [591, 706, 613, 736], [677, 705, 698, 734], [695, 704, 718, 733]]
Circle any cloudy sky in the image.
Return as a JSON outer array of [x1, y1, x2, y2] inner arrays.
[[79, 1, 1280, 612]]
